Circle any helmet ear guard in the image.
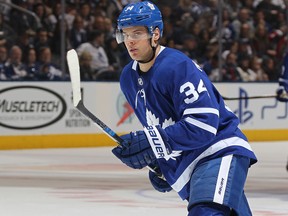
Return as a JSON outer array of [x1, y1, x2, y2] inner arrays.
[[115, 29, 124, 44]]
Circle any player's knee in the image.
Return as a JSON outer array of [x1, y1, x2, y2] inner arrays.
[[188, 202, 231, 216]]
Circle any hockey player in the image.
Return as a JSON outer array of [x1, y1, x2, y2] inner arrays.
[[112, 1, 257, 215], [276, 52, 288, 172], [276, 52, 288, 102]]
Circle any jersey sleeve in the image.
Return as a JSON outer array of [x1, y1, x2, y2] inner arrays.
[[280, 53, 288, 80], [159, 59, 230, 151]]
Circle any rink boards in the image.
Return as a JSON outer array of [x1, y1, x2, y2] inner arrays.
[[0, 82, 287, 149]]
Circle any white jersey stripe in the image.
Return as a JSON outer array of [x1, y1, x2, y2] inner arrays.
[[183, 107, 219, 116], [213, 155, 233, 204], [171, 137, 252, 192], [185, 117, 217, 134]]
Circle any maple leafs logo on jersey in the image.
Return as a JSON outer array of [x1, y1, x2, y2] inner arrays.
[[166, 151, 182, 161], [146, 109, 175, 128], [162, 117, 175, 129], [146, 109, 159, 126]]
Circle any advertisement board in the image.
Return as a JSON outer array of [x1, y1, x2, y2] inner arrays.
[[0, 82, 287, 149]]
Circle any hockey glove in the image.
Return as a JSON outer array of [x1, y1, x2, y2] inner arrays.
[[149, 169, 172, 193], [112, 131, 156, 169], [276, 78, 288, 102]]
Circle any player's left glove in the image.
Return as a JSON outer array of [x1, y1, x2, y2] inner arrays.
[[112, 131, 156, 169], [149, 169, 172, 193], [276, 78, 288, 102]]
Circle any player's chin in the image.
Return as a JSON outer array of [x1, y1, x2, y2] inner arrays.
[[130, 55, 141, 62], [129, 52, 139, 60]]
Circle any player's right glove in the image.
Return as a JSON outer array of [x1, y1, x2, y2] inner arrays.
[[276, 78, 288, 102], [149, 169, 172, 193], [112, 130, 156, 169]]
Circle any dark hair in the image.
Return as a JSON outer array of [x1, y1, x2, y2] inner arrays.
[[87, 30, 103, 41]]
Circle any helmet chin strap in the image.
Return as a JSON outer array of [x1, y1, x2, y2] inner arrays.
[[138, 38, 158, 64]]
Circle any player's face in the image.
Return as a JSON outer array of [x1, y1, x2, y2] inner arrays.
[[122, 26, 153, 61]]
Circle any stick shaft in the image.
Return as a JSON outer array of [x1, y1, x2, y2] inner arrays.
[[222, 94, 276, 100], [76, 100, 123, 144]]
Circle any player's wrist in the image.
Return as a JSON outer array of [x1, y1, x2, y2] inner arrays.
[[143, 125, 171, 160]]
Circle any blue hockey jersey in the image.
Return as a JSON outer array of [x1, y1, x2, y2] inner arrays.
[[281, 53, 288, 80], [120, 46, 257, 200]]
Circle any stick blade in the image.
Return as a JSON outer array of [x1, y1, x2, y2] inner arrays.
[[67, 49, 81, 107]]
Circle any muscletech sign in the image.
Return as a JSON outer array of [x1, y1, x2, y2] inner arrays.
[[0, 86, 67, 130]]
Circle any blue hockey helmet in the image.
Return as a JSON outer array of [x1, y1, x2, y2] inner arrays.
[[116, 1, 163, 44]]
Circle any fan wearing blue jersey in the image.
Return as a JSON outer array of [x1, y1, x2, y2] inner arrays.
[[112, 1, 257, 215], [276, 52, 288, 102]]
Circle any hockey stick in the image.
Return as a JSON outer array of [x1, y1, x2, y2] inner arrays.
[[222, 94, 277, 100], [67, 49, 122, 143], [66, 49, 162, 176]]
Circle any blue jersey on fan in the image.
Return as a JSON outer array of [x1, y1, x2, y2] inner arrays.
[[120, 46, 257, 200]]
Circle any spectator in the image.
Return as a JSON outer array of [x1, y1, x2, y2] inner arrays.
[[239, 22, 253, 42], [0, 13, 16, 49], [237, 55, 257, 81], [69, 15, 88, 49], [90, 15, 106, 33], [226, 0, 242, 20], [255, 0, 283, 29], [79, 3, 95, 31], [252, 23, 275, 58], [159, 20, 178, 47], [37, 46, 62, 80], [41, 5, 56, 34], [50, 19, 72, 64], [262, 56, 278, 81], [203, 54, 222, 82], [249, 55, 269, 81], [253, 10, 270, 30], [1, 0, 286, 83], [222, 52, 242, 81], [103, 17, 115, 41], [180, 35, 199, 61], [4, 45, 28, 80], [222, 40, 239, 61], [196, 29, 211, 62], [231, 7, 254, 40], [63, 2, 78, 31], [24, 47, 41, 80], [0, 46, 8, 80], [34, 28, 51, 54], [33, 3, 47, 31], [216, 8, 236, 49], [95, 0, 123, 20], [237, 39, 253, 61], [76, 30, 112, 74], [15, 32, 35, 61], [0, 0, 12, 22], [9, 0, 39, 35], [105, 36, 129, 74], [79, 51, 94, 80], [269, 26, 287, 60]]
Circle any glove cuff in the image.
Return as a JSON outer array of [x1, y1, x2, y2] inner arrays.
[[143, 125, 171, 161]]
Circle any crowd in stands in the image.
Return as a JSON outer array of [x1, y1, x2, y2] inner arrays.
[[0, 0, 287, 82]]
